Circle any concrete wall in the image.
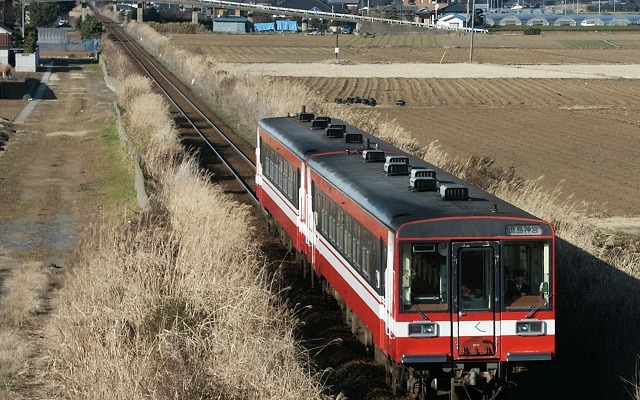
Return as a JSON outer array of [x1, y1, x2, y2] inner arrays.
[[14, 51, 38, 72], [0, 48, 9, 65]]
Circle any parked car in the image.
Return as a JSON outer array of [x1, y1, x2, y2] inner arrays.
[[340, 25, 353, 34]]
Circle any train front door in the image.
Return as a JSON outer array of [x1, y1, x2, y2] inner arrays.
[[452, 242, 500, 359]]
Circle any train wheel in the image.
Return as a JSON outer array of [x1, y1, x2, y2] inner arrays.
[[388, 363, 405, 395]]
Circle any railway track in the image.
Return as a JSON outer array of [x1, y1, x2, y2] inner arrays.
[[100, 17, 258, 205]]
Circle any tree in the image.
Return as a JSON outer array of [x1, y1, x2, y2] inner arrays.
[[27, 2, 59, 28], [11, 30, 24, 49], [80, 15, 103, 39], [24, 28, 37, 52]]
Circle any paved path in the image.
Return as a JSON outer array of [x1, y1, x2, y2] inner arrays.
[[227, 62, 640, 79]]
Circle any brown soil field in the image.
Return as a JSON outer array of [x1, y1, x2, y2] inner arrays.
[[171, 30, 640, 218], [290, 76, 640, 217]]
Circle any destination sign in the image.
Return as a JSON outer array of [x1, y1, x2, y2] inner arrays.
[[506, 225, 543, 236]]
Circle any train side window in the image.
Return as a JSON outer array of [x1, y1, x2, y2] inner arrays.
[[260, 143, 299, 208], [314, 186, 385, 292], [401, 242, 449, 312]]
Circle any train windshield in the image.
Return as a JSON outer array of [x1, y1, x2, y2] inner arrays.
[[503, 241, 552, 310], [400, 242, 449, 312]]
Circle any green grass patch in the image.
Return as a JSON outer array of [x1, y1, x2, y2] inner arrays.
[[563, 39, 616, 48], [92, 121, 138, 216]]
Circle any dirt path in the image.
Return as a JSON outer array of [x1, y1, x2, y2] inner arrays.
[[226, 62, 640, 79], [0, 59, 117, 398]]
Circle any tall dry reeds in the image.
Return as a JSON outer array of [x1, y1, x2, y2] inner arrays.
[[45, 72, 324, 399], [121, 21, 640, 398], [117, 75, 183, 174], [100, 35, 137, 81]]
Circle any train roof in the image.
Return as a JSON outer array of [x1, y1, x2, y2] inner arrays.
[[258, 113, 549, 233]]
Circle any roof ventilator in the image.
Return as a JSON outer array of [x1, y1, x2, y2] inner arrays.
[[362, 149, 385, 162], [410, 177, 437, 191], [439, 184, 469, 200], [326, 124, 346, 138], [297, 105, 314, 122], [384, 155, 410, 175], [344, 133, 363, 143], [411, 168, 437, 180], [409, 168, 438, 191], [311, 117, 331, 130], [362, 138, 384, 162], [298, 112, 315, 122]]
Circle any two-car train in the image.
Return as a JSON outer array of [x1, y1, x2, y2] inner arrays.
[[256, 107, 555, 399]]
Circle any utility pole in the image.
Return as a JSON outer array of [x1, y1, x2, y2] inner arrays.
[[469, 0, 476, 63], [21, 0, 26, 39], [335, 30, 339, 63]]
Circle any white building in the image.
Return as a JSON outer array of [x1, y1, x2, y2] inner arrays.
[[435, 12, 467, 28]]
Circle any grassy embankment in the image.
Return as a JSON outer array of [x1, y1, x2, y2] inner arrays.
[[122, 19, 640, 397]]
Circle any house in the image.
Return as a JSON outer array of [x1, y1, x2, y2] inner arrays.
[[400, 0, 451, 16], [275, 0, 333, 13], [0, 24, 11, 60], [326, 0, 360, 14], [0, 24, 10, 65], [435, 12, 467, 28]]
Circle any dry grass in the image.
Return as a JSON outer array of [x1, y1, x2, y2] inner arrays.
[[0, 261, 49, 391], [100, 35, 136, 81], [119, 20, 640, 398], [0, 262, 48, 327], [44, 72, 324, 399]]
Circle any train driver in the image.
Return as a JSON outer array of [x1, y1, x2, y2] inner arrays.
[[506, 269, 531, 302]]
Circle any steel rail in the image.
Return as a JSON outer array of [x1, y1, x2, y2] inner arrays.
[[102, 18, 259, 205]]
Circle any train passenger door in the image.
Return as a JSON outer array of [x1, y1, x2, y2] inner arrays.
[[452, 242, 500, 359]]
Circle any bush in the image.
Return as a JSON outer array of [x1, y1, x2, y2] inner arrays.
[[146, 21, 206, 34], [80, 14, 104, 39], [523, 27, 542, 35]]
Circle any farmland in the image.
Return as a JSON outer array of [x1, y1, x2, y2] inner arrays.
[[170, 30, 640, 64], [167, 30, 640, 219]]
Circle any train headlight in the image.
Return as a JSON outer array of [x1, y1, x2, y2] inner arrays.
[[408, 322, 439, 338], [516, 320, 546, 336]]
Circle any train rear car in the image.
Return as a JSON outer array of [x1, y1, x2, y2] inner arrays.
[[256, 108, 555, 399]]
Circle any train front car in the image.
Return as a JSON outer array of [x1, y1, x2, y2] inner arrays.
[[393, 214, 555, 398], [256, 109, 556, 399]]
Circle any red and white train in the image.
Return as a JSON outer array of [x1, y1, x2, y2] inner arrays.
[[256, 107, 555, 399]]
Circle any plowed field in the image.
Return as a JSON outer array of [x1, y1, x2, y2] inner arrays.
[[286, 76, 640, 216], [169, 30, 640, 217]]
